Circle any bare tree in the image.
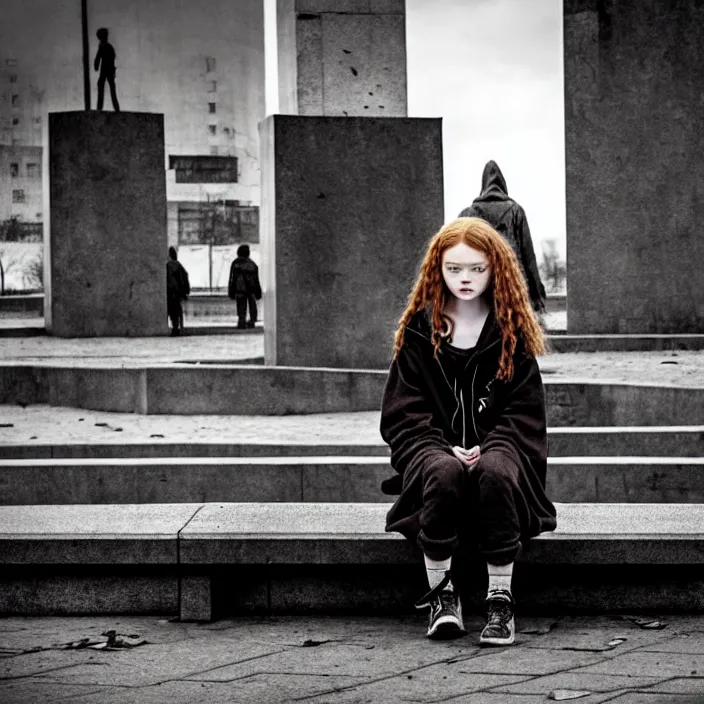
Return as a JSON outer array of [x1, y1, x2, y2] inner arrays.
[[538, 239, 566, 294]]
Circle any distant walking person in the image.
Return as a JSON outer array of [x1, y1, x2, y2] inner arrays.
[[459, 161, 546, 313], [94, 27, 120, 112], [166, 246, 190, 336], [228, 244, 262, 329]]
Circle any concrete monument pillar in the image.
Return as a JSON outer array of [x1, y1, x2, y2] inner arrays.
[[277, 0, 407, 116], [564, 0, 704, 333], [260, 115, 443, 368], [48, 111, 167, 337]]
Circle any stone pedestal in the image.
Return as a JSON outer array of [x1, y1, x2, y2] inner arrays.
[[48, 111, 167, 337], [564, 0, 704, 333], [260, 115, 444, 369], [277, 0, 407, 116]]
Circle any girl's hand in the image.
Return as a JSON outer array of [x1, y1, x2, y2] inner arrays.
[[452, 445, 481, 469]]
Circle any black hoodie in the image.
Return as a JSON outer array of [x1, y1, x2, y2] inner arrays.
[[379, 307, 556, 543], [459, 161, 547, 312]]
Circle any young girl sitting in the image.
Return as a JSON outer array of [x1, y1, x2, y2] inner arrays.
[[380, 217, 557, 646]]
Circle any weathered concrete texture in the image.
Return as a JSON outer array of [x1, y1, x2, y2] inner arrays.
[[5, 456, 704, 506], [278, 0, 407, 116], [0, 570, 178, 615], [564, 1, 704, 333], [2, 615, 704, 703], [2, 406, 704, 458], [260, 115, 444, 368], [48, 111, 167, 337]]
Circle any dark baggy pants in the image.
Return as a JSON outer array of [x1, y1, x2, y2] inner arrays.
[[167, 295, 183, 333], [97, 73, 120, 111], [236, 294, 257, 327], [418, 450, 532, 565]]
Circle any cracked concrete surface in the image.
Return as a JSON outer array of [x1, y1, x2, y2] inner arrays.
[[1, 615, 703, 703]]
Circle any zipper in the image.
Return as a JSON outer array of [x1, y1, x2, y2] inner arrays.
[[470, 365, 480, 443], [460, 388, 466, 447]]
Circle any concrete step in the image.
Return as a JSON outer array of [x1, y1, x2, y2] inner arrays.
[[2, 456, 703, 505], [1, 426, 701, 459], [2, 363, 703, 421], [547, 334, 704, 352], [1, 502, 703, 617]]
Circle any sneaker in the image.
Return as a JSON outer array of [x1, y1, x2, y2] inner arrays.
[[479, 590, 515, 646], [414, 571, 465, 640]]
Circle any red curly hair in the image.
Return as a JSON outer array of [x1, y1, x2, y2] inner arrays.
[[392, 217, 545, 380]]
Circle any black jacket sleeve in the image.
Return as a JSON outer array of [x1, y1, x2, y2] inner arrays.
[[481, 355, 548, 464], [380, 341, 452, 477], [516, 209, 546, 311]]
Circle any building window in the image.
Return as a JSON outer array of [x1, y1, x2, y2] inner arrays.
[[208, 102, 216, 114], [11, 94, 19, 105], [12, 117, 19, 126], [205, 56, 216, 73], [208, 124, 217, 136], [9, 74, 17, 83], [10, 163, 18, 177], [33, 117, 41, 125], [26, 163, 40, 178], [12, 189, 26, 203], [36, 212, 42, 220], [6, 59, 17, 67], [207, 80, 217, 93], [169, 155, 238, 184]]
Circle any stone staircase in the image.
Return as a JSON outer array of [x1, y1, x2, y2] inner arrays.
[[1, 371, 703, 620]]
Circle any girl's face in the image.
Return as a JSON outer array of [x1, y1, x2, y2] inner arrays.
[[441, 243, 491, 301]]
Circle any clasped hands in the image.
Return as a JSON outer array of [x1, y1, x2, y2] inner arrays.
[[452, 444, 481, 470]]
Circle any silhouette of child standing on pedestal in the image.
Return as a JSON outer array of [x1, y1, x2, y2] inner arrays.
[[94, 27, 120, 112]]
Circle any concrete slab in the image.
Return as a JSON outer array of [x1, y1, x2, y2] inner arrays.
[[0, 406, 702, 458], [0, 504, 201, 564], [2, 362, 703, 420], [178, 502, 704, 566], [3, 456, 704, 506]]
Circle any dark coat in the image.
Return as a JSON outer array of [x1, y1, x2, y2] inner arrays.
[[379, 308, 556, 544], [166, 259, 190, 300], [94, 42, 116, 77], [228, 257, 262, 300], [459, 161, 546, 312]]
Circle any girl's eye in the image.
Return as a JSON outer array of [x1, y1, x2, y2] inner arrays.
[[447, 267, 460, 273], [473, 267, 486, 273]]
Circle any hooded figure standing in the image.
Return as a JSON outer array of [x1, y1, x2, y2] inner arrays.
[[228, 244, 262, 329], [459, 161, 546, 313]]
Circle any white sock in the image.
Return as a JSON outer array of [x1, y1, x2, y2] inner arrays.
[[424, 555, 452, 591], [487, 573, 512, 599]]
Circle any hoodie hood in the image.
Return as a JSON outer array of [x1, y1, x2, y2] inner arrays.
[[405, 306, 502, 357], [475, 160, 509, 202]]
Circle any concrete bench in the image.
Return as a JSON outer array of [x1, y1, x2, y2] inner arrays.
[[1, 502, 703, 618], [1, 425, 702, 460], [2, 456, 704, 505]]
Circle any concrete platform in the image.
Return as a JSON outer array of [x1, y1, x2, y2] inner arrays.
[[2, 361, 703, 420], [548, 334, 704, 352], [1, 424, 702, 459], [2, 456, 704, 506]]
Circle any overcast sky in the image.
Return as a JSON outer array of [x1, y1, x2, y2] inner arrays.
[[265, 0, 566, 259]]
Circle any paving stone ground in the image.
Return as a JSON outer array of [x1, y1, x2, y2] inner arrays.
[[1, 614, 703, 703]]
